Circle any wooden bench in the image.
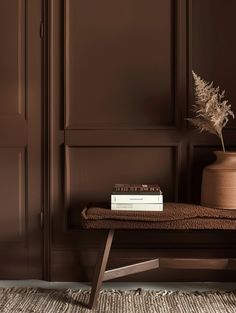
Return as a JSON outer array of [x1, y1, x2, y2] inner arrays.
[[81, 202, 236, 309]]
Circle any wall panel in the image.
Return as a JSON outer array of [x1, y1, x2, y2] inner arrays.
[[64, 0, 176, 129], [65, 145, 178, 227], [0, 0, 26, 117], [0, 148, 25, 241], [189, 0, 236, 128]]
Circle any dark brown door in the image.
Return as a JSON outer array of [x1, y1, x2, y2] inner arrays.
[[0, 0, 43, 278]]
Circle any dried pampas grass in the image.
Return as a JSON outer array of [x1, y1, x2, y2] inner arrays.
[[188, 71, 234, 151]]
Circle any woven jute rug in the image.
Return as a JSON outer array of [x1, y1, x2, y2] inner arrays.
[[0, 288, 236, 312]]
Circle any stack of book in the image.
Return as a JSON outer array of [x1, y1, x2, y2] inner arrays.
[[111, 184, 163, 211]]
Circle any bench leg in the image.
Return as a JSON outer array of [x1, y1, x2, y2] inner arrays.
[[88, 229, 114, 310]]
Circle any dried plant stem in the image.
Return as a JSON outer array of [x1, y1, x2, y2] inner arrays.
[[189, 72, 235, 152], [219, 131, 225, 152]]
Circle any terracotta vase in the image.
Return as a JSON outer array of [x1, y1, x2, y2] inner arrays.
[[201, 151, 236, 209]]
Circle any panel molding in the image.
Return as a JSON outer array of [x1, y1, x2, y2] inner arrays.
[[0, 147, 26, 243], [18, 148, 24, 237], [64, 0, 70, 129], [17, 0, 26, 118], [64, 0, 187, 130], [64, 143, 181, 231], [187, 0, 236, 129], [0, 0, 27, 118], [187, 0, 192, 114]]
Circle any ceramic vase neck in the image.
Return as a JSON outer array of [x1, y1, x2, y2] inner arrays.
[[214, 151, 236, 168]]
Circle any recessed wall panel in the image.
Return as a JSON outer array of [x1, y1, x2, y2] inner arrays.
[[191, 0, 236, 127], [65, 0, 174, 129], [0, 0, 25, 117], [0, 148, 25, 241], [66, 146, 177, 226]]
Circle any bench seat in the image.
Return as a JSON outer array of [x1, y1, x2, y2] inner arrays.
[[81, 202, 236, 230]]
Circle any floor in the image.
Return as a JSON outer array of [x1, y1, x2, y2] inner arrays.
[[0, 280, 235, 292]]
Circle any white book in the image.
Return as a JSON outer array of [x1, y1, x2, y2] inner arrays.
[[111, 203, 163, 211], [111, 194, 163, 204]]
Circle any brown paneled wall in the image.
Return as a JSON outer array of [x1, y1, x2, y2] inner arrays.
[[48, 0, 236, 281], [4, 0, 225, 282]]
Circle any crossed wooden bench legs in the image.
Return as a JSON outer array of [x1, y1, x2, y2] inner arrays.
[[87, 229, 236, 309], [88, 230, 159, 309]]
